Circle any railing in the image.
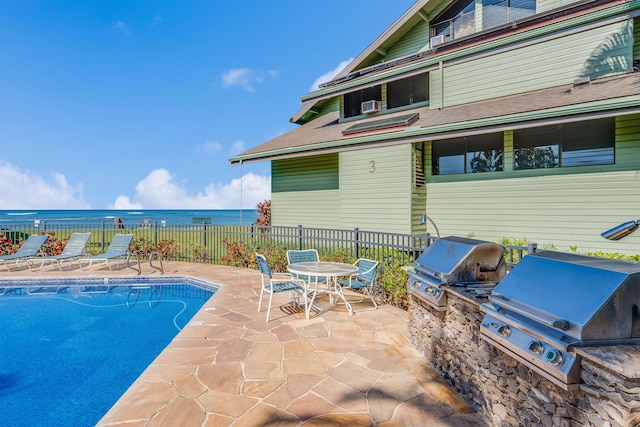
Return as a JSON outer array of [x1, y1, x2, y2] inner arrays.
[[0, 221, 535, 267], [431, 0, 536, 44]]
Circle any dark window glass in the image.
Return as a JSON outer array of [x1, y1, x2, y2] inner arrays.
[[513, 126, 559, 170], [560, 120, 614, 167], [466, 133, 504, 173], [514, 118, 614, 170], [387, 74, 428, 109], [432, 133, 504, 175], [343, 86, 381, 118]]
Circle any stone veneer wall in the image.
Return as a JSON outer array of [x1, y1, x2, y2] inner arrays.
[[407, 292, 640, 427]]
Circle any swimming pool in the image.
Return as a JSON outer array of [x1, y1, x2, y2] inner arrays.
[[0, 276, 217, 427]]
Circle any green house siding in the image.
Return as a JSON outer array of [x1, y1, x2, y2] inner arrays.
[[272, 154, 338, 193], [271, 190, 340, 227], [634, 17, 640, 61], [425, 114, 640, 252], [432, 20, 632, 108], [384, 20, 431, 62], [426, 170, 640, 253], [340, 145, 413, 233]]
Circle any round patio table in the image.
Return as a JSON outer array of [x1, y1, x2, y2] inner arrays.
[[287, 261, 358, 318]]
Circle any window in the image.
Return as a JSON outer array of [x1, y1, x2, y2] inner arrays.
[[513, 118, 614, 170], [432, 133, 504, 175], [482, 0, 536, 31], [387, 74, 428, 109], [431, 0, 476, 42], [344, 86, 382, 118]]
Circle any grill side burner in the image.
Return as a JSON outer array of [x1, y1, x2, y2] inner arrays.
[[407, 236, 507, 311], [481, 250, 640, 390]]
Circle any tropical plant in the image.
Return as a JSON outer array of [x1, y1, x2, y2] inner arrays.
[[255, 199, 271, 227]]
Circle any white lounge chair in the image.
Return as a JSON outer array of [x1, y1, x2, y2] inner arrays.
[[0, 234, 48, 272], [79, 234, 133, 270], [27, 232, 91, 271]]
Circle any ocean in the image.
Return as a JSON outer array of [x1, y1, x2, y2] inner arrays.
[[0, 210, 258, 226]]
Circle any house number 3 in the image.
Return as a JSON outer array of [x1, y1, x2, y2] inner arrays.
[[369, 160, 376, 173]]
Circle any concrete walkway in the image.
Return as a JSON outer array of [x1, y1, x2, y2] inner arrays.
[[17, 261, 488, 427]]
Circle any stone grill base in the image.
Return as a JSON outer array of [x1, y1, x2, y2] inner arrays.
[[407, 292, 640, 427]]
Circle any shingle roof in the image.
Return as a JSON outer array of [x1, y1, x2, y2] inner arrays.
[[232, 73, 640, 164]]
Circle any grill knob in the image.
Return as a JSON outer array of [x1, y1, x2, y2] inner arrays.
[[528, 341, 544, 354], [498, 325, 511, 336], [545, 350, 563, 366], [428, 287, 439, 296]]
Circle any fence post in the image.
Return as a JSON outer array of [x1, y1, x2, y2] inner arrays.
[[153, 222, 158, 247], [424, 232, 431, 248], [528, 242, 538, 256], [101, 221, 105, 251], [353, 227, 359, 259], [202, 223, 207, 247], [297, 225, 303, 250], [41, 220, 46, 232]]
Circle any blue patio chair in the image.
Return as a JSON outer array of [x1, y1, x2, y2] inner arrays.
[[338, 258, 379, 311], [0, 234, 48, 272], [79, 234, 133, 270], [256, 253, 305, 321], [286, 249, 326, 285], [27, 232, 91, 272]]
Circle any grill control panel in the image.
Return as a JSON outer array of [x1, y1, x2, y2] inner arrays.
[[480, 313, 579, 389], [406, 271, 447, 311]]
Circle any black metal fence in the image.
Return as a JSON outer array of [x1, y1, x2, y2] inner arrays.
[[0, 221, 535, 267]]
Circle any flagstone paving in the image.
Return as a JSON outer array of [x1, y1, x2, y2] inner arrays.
[[18, 261, 488, 427]]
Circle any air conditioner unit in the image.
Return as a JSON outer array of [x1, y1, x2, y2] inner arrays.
[[430, 34, 446, 47], [361, 100, 381, 114]]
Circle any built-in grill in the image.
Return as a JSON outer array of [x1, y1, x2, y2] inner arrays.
[[407, 236, 507, 311], [481, 250, 640, 390]]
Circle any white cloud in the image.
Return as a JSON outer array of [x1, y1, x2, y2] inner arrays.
[[221, 67, 278, 92], [109, 195, 142, 210], [229, 140, 245, 155], [197, 141, 223, 154], [309, 58, 353, 92], [111, 21, 132, 35], [0, 161, 90, 209], [109, 168, 271, 209], [149, 15, 163, 28]]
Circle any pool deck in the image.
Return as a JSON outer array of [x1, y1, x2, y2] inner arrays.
[[16, 261, 488, 427]]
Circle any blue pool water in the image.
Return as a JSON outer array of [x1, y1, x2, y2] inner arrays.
[[0, 277, 216, 427]]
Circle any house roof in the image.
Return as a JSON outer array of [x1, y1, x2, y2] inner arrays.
[[290, 0, 434, 125], [230, 72, 640, 165]]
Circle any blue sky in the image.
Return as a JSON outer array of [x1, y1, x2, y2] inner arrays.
[[0, 0, 416, 210]]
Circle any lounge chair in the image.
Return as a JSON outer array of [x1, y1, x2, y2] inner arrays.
[[79, 234, 133, 270], [256, 253, 305, 321], [27, 232, 91, 271], [0, 234, 49, 272]]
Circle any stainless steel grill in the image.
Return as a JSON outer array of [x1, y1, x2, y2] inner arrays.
[[407, 236, 507, 311], [481, 250, 640, 390]]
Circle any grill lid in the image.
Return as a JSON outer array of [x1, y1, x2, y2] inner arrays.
[[487, 250, 640, 343], [413, 236, 506, 284]]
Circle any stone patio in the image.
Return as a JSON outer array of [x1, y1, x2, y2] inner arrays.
[[16, 260, 488, 427]]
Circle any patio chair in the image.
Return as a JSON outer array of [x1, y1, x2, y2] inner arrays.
[[256, 253, 305, 321], [79, 234, 133, 270], [0, 234, 48, 272], [338, 258, 379, 311], [27, 232, 91, 272], [286, 249, 326, 284]]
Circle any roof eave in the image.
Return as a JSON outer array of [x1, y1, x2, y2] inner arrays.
[[231, 95, 640, 165]]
